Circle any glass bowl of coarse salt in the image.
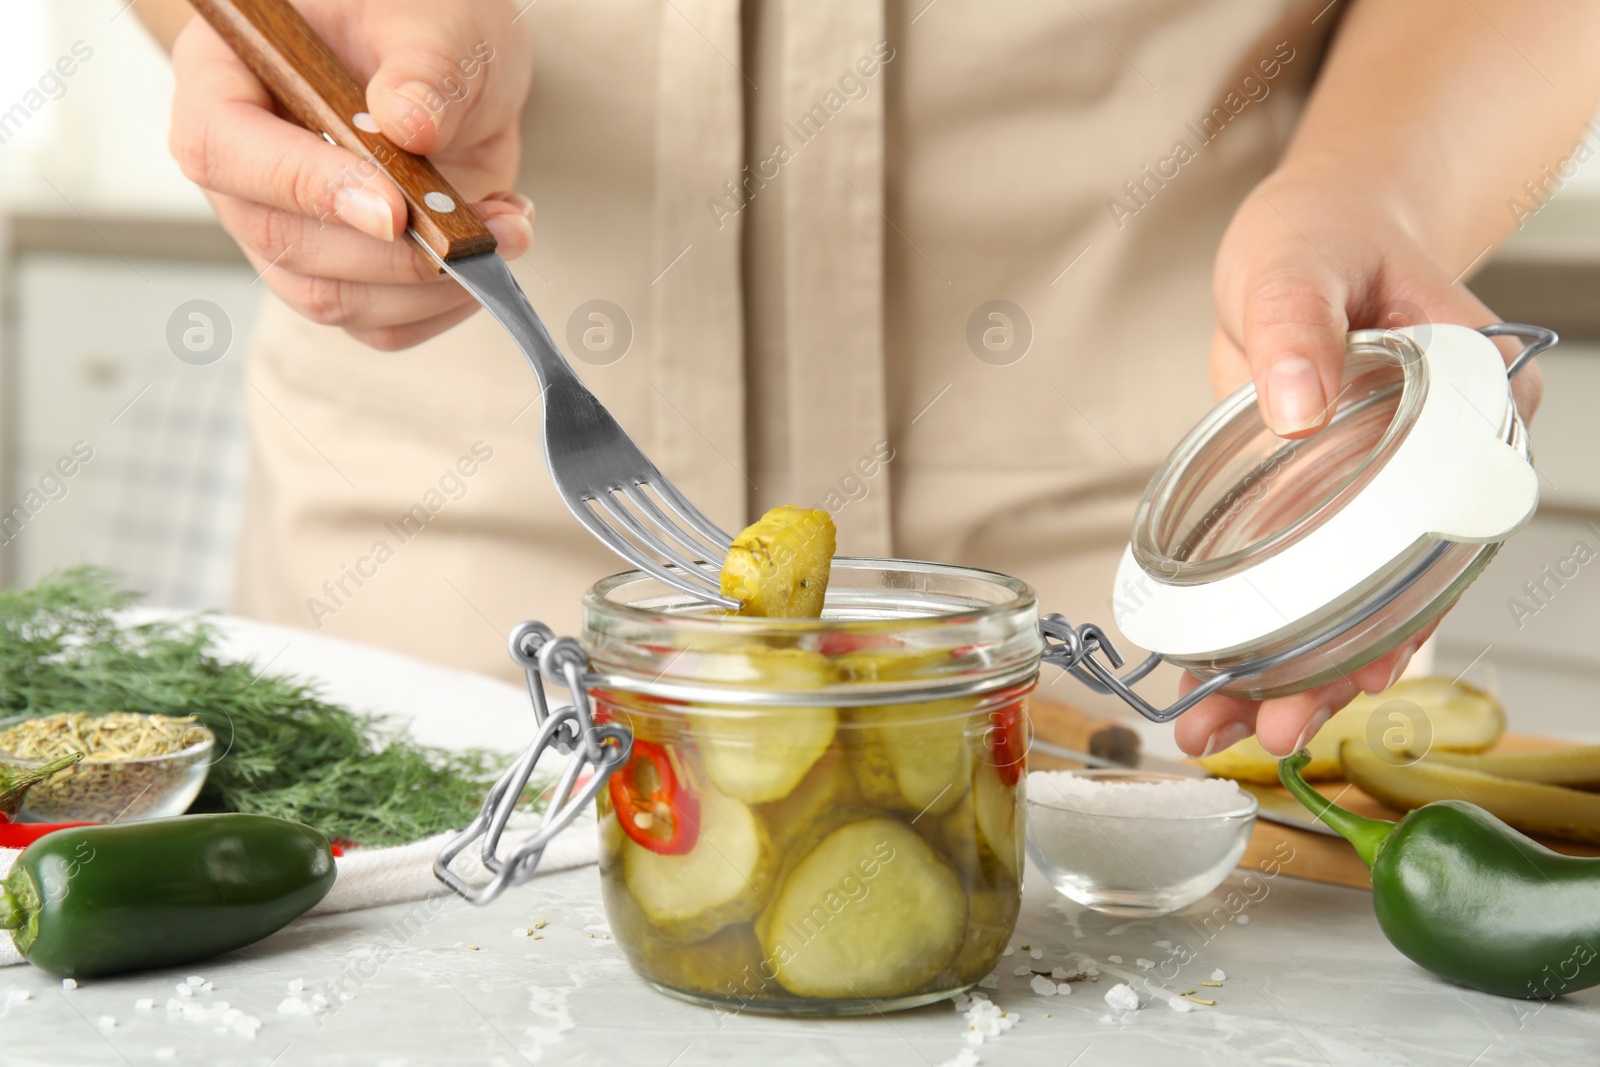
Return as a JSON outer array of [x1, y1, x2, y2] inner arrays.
[[1025, 770, 1258, 917]]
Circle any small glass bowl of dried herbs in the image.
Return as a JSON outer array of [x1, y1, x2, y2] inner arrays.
[[0, 712, 215, 823]]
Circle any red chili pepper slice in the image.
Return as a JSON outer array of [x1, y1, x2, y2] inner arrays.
[[0, 821, 97, 849], [988, 699, 1029, 786], [609, 740, 699, 856], [817, 632, 902, 657]]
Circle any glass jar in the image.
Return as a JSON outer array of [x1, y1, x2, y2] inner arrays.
[[581, 559, 1041, 1015]]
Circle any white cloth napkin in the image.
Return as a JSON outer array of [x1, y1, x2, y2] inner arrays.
[[0, 810, 600, 968]]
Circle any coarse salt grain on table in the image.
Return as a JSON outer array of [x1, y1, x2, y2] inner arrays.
[[1027, 771, 1250, 816], [953, 991, 1017, 1046], [1104, 983, 1140, 1012]]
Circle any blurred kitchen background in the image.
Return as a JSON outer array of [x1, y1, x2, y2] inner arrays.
[[2, 2, 1597, 735]]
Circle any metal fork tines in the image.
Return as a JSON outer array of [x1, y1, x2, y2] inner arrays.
[[423, 242, 737, 607]]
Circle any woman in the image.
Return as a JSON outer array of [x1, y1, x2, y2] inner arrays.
[[138, 0, 1595, 757]]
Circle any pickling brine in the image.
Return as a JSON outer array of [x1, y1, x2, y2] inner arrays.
[[595, 670, 1028, 1014]]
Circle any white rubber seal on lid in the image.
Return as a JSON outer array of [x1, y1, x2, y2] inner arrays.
[[1114, 324, 1537, 657]]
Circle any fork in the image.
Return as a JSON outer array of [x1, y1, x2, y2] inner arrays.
[[195, 0, 738, 608]]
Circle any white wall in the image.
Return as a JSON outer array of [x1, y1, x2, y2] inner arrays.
[[0, 0, 209, 216]]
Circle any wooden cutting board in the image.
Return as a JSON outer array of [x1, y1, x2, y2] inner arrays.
[[1027, 695, 1598, 891]]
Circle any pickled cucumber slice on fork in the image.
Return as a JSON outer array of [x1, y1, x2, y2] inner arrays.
[[721, 507, 836, 617]]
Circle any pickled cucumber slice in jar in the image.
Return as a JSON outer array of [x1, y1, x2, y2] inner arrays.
[[689, 706, 837, 804], [721, 506, 836, 618], [945, 886, 1022, 984], [623, 774, 777, 942], [759, 745, 862, 850], [601, 834, 770, 997], [687, 647, 839, 804], [972, 759, 1023, 878], [757, 817, 967, 999], [848, 700, 974, 817], [631, 916, 768, 998], [931, 790, 982, 880]]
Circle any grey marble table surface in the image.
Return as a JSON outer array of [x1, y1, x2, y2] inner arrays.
[[3, 854, 1595, 1067]]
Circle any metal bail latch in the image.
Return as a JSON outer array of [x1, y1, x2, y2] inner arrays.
[[433, 621, 632, 905], [1040, 612, 1268, 723]]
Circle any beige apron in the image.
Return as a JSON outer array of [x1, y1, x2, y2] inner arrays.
[[233, 0, 1334, 701]]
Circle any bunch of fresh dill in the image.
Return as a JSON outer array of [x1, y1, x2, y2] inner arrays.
[[0, 567, 513, 846]]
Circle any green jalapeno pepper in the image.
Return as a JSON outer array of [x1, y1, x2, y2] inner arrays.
[[0, 814, 336, 978], [1280, 749, 1600, 1000]]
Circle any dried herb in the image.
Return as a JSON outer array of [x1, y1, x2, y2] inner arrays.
[[0, 711, 215, 822], [0, 711, 210, 761], [0, 567, 522, 845]]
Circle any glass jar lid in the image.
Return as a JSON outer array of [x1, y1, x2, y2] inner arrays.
[[1114, 325, 1539, 659]]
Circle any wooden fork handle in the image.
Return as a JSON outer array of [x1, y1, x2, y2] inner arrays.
[[189, 0, 497, 264]]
